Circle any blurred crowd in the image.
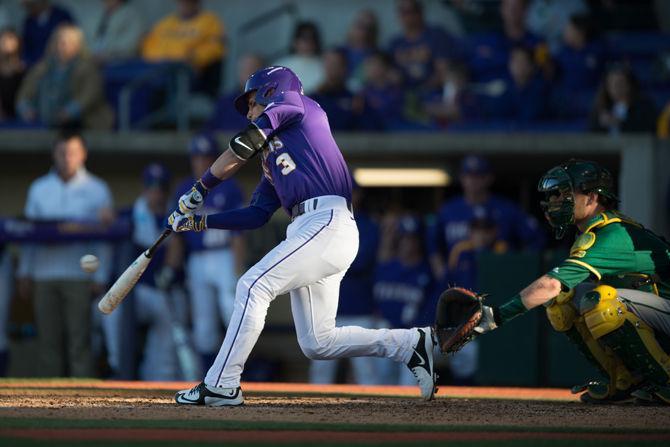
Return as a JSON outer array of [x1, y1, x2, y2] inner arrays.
[[0, 129, 544, 384], [1, 0, 670, 133]]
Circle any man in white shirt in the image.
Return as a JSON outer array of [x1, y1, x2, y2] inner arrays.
[[17, 130, 114, 377]]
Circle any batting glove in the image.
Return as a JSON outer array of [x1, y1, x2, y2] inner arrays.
[[474, 305, 498, 334], [167, 211, 207, 232], [178, 181, 208, 215]]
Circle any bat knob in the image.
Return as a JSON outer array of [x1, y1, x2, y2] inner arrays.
[[98, 298, 113, 314]]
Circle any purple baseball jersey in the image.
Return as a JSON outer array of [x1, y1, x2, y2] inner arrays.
[[250, 91, 352, 215]]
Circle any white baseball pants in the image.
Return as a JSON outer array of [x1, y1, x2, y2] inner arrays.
[[205, 197, 419, 388], [308, 315, 389, 385]]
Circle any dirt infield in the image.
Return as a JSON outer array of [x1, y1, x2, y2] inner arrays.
[[1, 381, 669, 445]]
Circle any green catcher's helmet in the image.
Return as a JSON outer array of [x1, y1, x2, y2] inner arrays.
[[537, 159, 618, 239]]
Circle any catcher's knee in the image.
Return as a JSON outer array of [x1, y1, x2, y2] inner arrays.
[[581, 285, 670, 384], [545, 289, 577, 332], [580, 285, 626, 338]]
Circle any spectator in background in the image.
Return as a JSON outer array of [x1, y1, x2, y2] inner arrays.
[[479, 46, 549, 124], [389, 0, 457, 92], [17, 130, 114, 377], [342, 9, 379, 92], [467, 0, 545, 81], [0, 28, 26, 123], [21, 0, 74, 67], [309, 184, 382, 385], [553, 14, 603, 91], [550, 14, 604, 119], [90, 0, 145, 63], [312, 48, 362, 131], [589, 65, 658, 134], [526, 0, 588, 51], [274, 21, 324, 94], [158, 134, 245, 374], [207, 53, 264, 131], [16, 24, 114, 129], [428, 155, 544, 284], [422, 62, 479, 128], [142, 0, 225, 96], [360, 51, 404, 130], [374, 214, 435, 385]]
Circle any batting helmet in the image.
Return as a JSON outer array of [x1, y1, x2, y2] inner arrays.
[[234, 66, 303, 116]]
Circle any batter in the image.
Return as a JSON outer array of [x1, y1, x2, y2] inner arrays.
[[167, 66, 437, 406]]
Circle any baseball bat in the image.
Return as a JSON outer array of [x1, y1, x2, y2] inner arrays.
[[98, 229, 172, 314]]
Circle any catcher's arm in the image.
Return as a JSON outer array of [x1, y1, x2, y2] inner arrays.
[[492, 275, 562, 326], [519, 275, 562, 308]]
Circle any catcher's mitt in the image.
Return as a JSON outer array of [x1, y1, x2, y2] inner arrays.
[[434, 287, 484, 354]]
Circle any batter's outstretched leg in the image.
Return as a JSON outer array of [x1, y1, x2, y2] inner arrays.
[[290, 272, 437, 400]]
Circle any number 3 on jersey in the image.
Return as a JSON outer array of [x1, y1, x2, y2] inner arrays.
[[276, 152, 296, 175]]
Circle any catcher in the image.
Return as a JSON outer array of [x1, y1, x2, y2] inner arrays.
[[435, 159, 670, 404]]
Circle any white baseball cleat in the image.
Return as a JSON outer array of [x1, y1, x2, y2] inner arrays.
[[175, 381, 244, 406], [406, 327, 437, 401]]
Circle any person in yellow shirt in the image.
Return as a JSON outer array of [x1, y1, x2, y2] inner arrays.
[[142, 0, 225, 95]]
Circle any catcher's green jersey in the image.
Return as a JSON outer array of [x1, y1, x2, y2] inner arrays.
[[547, 211, 670, 299]]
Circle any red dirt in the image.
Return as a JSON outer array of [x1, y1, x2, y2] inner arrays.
[[1, 380, 668, 444], [0, 380, 577, 401]]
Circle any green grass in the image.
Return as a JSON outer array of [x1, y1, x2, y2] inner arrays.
[[1, 418, 668, 435]]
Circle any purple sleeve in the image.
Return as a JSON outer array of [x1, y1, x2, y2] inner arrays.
[[250, 176, 281, 214], [205, 206, 271, 230], [260, 91, 305, 131], [204, 177, 280, 231]]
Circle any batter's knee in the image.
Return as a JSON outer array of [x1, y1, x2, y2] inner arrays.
[[298, 336, 332, 360]]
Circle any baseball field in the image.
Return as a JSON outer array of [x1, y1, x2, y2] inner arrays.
[[1, 380, 669, 446]]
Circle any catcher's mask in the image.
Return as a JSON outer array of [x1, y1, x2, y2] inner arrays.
[[538, 159, 618, 239]]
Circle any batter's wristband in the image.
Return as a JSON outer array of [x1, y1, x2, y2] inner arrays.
[[200, 169, 222, 190], [495, 294, 526, 326]]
